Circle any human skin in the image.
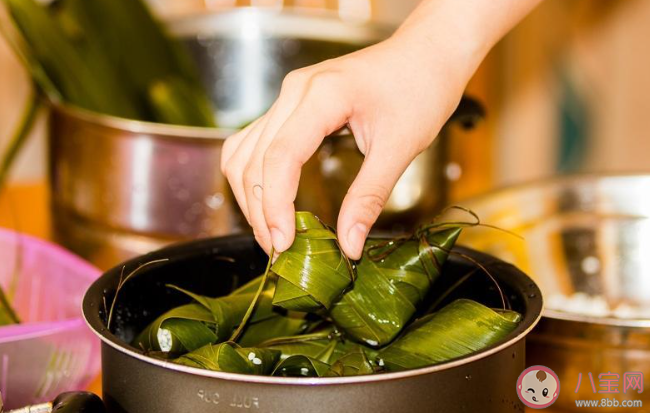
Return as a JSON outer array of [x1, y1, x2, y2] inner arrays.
[[221, 0, 543, 259]]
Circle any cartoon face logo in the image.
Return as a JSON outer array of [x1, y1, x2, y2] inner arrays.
[[517, 366, 560, 409]]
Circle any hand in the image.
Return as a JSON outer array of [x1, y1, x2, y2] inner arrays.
[[220, 0, 541, 259]]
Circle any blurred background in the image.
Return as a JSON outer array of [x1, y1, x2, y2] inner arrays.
[[2, 1, 650, 410]]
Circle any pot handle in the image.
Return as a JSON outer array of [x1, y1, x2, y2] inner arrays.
[[445, 96, 486, 130]]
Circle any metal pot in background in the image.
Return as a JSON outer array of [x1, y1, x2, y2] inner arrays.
[[49, 105, 234, 269], [171, 8, 391, 129], [448, 174, 650, 412], [83, 234, 542, 413], [48, 8, 484, 269]]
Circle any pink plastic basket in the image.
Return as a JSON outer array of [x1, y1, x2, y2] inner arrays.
[[0, 228, 101, 409]]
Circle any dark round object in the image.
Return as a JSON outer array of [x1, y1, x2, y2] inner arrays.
[[52, 392, 106, 413], [83, 234, 542, 413]]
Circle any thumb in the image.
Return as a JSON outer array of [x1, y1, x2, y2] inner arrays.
[[337, 144, 414, 260]]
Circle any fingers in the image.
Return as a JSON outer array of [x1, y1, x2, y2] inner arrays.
[[262, 74, 351, 253], [224, 68, 319, 253], [225, 65, 400, 260], [240, 77, 310, 253], [337, 142, 415, 259], [221, 116, 268, 228], [221, 117, 263, 173]]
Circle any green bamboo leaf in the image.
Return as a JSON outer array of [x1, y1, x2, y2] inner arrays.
[[58, 0, 201, 88], [0, 294, 19, 326], [231, 275, 266, 296], [259, 327, 378, 364], [175, 342, 280, 375], [272, 355, 332, 378], [148, 77, 217, 127], [133, 303, 217, 353], [3, 0, 141, 118], [136, 276, 310, 352], [237, 314, 309, 348], [169, 286, 277, 340], [0, 90, 40, 197], [330, 227, 461, 347], [377, 299, 521, 372], [272, 212, 354, 312], [325, 347, 375, 377], [135, 285, 278, 352], [228, 273, 311, 346], [56, 0, 214, 125], [0, 16, 61, 101], [261, 330, 338, 361]]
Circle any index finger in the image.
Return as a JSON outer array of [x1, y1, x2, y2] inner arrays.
[[262, 89, 351, 252]]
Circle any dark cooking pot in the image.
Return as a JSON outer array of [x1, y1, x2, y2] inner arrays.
[[83, 234, 542, 413]]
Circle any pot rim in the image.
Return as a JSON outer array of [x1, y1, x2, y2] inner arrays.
[[83, 234, 543, 386], [167, 7, 394, 44], [50, 103, 234, 140], [462, 172, 650, 328]]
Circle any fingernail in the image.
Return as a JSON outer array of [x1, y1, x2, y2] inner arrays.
[[270, 228, 289, 252], [347, 223, 369, 259]]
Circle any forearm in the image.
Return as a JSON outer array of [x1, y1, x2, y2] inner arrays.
[[392, 0, 543, 88]]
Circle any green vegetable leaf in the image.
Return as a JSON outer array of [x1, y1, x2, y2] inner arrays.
[[175, 342, 280, 375], [271, 212, 354, 312], [378, 299, 521, 371], [330, 227, 461, 347]]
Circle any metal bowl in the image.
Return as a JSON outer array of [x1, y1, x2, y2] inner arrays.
[[82, 234, 542, 413], [449, 173, 650, 411]]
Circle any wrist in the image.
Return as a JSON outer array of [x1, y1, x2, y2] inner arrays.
[[388, 0, 542, 85], [388, 23, 486, 87]]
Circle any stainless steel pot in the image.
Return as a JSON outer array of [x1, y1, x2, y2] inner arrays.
[[170, 8, 392, 129], [82, 234, 542, 413], [49, 105, 234, 269], [447, 174, 650, 412]]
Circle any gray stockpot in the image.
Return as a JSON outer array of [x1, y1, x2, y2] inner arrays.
[[82, 234, 542, 413]]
